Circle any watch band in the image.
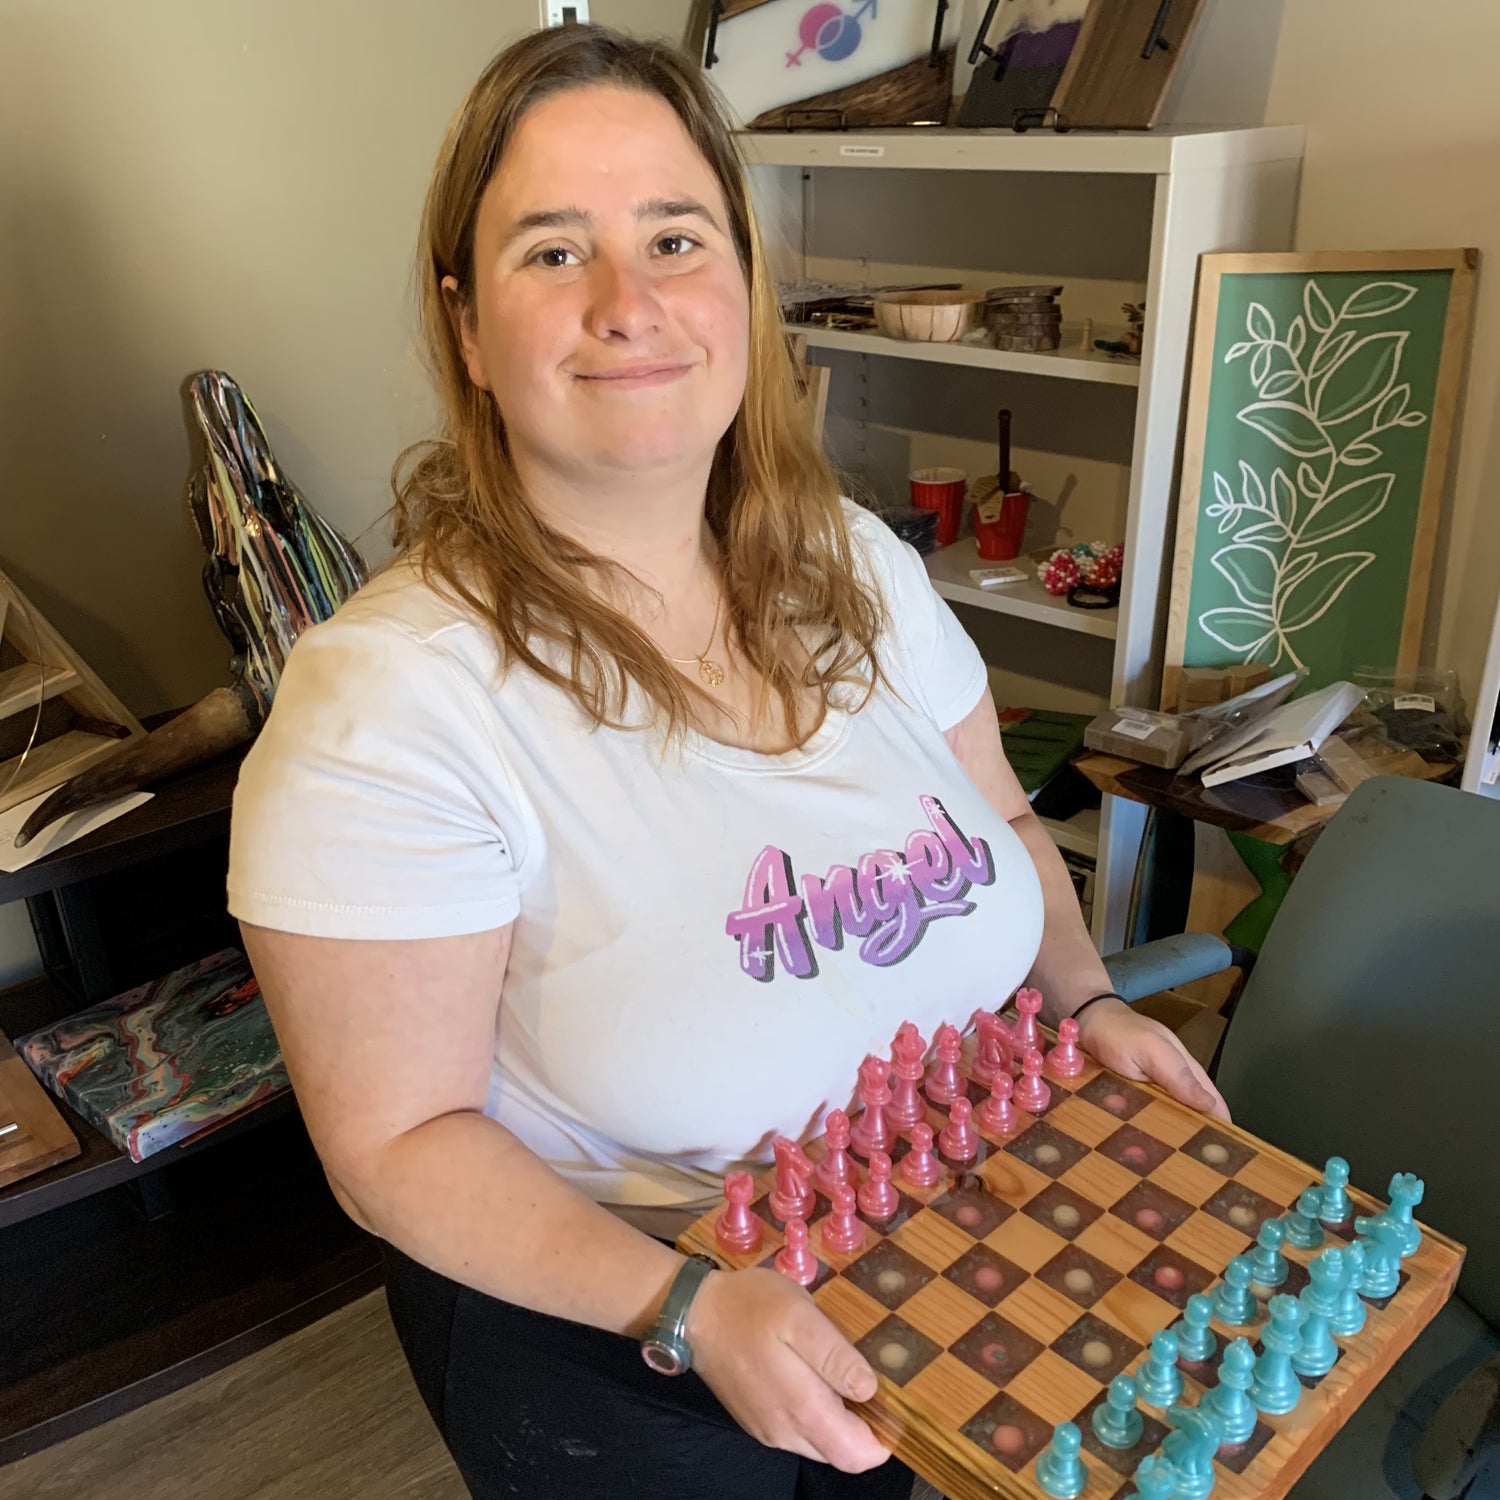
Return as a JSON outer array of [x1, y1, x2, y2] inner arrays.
[[641, 1254, 716, 1375]]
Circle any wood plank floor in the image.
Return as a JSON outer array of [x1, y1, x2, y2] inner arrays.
[[0, 1292, 469, 1499]]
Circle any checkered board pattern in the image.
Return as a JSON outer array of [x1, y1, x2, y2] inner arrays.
[[678, 1042, 1464, 1500]]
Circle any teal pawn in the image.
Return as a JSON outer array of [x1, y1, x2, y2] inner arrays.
[[1251, 1293, 1306, 1414], [1355, 1215, 1403, 1298], [1211, 1254, 1257, 1326], [1387, 1173, 1425, 1258], [1204, 1336, 1258, 1444], [1282, 1189, 1324, 1251], [1317, 1156, 1352, 1223], [1249, 1219, 1288, 1288], [1173, 1292, 1217, 1362], [1331, 1241, 1368, 1337], [1036, 1420, 1086, 1499], [1092, 1374, 1144, 1450], [1291, 1248, 1342, 1379], [1163, 1402, 1227, 1500], [1138, 1328, 1183, 1407], [1132, 1453, 1175, 1500]]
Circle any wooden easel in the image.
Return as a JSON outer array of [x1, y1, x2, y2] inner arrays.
[[0, 570, 144, 817]]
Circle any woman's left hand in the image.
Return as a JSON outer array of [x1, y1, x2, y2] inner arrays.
[[1073, 998, 1230, 1122]]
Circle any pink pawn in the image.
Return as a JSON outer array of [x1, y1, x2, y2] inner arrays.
[[1014, 1048, 1051, 1114], [1011, 988, 1044, 1055], [814, 1109, 856, 1196], [887, 1022, 927, 1129], [857, 1149, 901, 1221], [821, 1183, 864, 1255], [775, 1218, 819, 1285], [715, 1170, 764, 1255], [977, 1073, 1018, 1135], [849, 1055, 896, 1157], [899, 1123, 943, 1188], [939, 1097, 979, 1162], [970, 1009, 1012, 1087], [769, 1136, 816, 1223], [1044, 1017, 1085, 1080], [925, 1023, 965, 1105]]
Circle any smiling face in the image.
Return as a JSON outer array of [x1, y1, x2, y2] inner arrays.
[[449, 83, 751, 494]]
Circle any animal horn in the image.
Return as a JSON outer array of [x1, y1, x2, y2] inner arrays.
[[14, 682, 261, 848]]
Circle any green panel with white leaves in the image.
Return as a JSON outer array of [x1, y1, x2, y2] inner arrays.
[[1184, 268, 1452, 689]]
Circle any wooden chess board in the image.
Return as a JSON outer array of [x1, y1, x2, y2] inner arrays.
[[678, 1039, 1464, 1500]]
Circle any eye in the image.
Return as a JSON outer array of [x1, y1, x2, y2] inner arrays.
[[655, 233, 701, 258], [529, 244, 581, 269]]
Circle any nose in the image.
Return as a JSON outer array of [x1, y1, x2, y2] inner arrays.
[[583, 253, 664, 342]]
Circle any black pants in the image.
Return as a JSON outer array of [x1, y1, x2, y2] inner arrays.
[[382, 1243, 916, 1500]]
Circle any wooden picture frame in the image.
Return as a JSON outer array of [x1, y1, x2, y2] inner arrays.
[[1162, 249, 1478, 711]]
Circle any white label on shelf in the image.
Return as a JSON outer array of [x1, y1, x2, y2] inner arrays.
[[1110, 719, 1157, 742], [839, 145, 886, 158], [1394, 693, 1436, 712]]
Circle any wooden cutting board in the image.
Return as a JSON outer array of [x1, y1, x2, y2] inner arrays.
[[0, 1027, 79, 1188]]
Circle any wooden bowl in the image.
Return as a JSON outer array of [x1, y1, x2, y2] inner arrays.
[[872, 290, 985, 343]]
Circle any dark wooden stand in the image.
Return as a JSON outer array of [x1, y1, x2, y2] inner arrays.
[[0, 739, 382, 1465]]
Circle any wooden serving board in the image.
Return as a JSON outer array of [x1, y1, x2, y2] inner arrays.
[[0, 1026, 79, 1188], [679, 1035, 1463, 1500]]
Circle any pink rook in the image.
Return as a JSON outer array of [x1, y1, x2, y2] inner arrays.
[[1012, 988, 1044, 1055]]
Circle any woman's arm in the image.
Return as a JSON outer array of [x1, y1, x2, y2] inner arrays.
[[943, 690, 1228, 1120], [240, 922, 889, 1471]]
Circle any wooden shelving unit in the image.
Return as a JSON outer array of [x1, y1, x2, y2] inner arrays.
[[745, 125, 1305, 949]]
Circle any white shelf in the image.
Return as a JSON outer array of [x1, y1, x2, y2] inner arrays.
[[923, 543, 1118, 640], [1038, 806, 1100, 861], [787, 324, 1140, 388], [739, 125, 1305, 177]]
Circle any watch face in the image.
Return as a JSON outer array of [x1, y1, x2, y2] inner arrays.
[[641, 1340, 686, 1377]]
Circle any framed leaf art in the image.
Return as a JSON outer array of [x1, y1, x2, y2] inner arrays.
[[1162, 250, 1477, 709]]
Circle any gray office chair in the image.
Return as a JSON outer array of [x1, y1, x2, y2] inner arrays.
[[1104, 776, 1500, 1499]]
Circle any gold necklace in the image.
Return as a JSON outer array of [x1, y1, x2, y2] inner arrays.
[[664, 596, 726, 689]]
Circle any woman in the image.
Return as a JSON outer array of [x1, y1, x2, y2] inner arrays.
[[227, 24, 1226, 1500]]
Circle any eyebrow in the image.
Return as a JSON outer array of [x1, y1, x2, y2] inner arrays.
[[503, 196, 723, 247]]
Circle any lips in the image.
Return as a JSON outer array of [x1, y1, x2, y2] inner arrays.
[[574, 362, 693, 382]]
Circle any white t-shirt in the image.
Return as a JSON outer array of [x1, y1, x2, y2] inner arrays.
[[227, 503, 1044, 1206]]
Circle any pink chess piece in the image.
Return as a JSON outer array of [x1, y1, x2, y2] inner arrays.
[[886, 1022, 928, 1129], [769, 1136, 816, 1223], [899, 1123, 942, 1188], [1014, 1048, 1051, 1113], [938, 1097, 979, 1161], [774, 1218, 819, 1285], [970, 1009, 1012, 1087], [821, 1183, 864, 1255], [857, 1149, 901, 1221], [1011, 988, 1044, 1055], [813, 1110, 857, 1196], [925, 1023, 964, 1105], [1044, 1017, 1085, 1080], [977, 1072, 1018, 1135], [715, 1170, 764, 1255], [849, 1055, 896, 1157]]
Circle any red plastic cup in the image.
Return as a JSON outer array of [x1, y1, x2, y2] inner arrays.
[[908, 467, 966, 548], [974, 490, 1030, 561]]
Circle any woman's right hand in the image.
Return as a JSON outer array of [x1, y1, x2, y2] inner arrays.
[[685, 1265, 891, 1472]]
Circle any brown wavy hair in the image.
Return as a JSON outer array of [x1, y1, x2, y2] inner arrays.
[[392, 24, 884, 744]]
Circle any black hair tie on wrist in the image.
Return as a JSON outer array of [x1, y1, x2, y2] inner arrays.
[[1070, 991, 1127, 1024]]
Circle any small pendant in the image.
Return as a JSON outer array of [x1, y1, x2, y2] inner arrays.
[[698, 657, 726, 689]]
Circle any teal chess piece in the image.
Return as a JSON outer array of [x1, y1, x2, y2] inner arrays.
[[1132, 1453, 1174, 1500], [1174, 1293, 1217, 1362], [1282, 1189, 1324, 1251], [1212, 1254, 1257, 1326], [1250, 1219, 1288, 1288], [1138, 1328, 1183, 1407], [1331, 1241, 1368, 1337], [1317, 1156, 1352, 1223], [1388, 1173, 1425, 1258], [1163, 1402, 1227, 1500], [1204, 1337, 1258, 1444], [1092, 1374, 1144, 1451], [1355, 1215, 1403, 1299], [1291, 1248, 1343, 1379], [1036, 1420, 1086, 1499], [1251, 1293, 1307, 1414]]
